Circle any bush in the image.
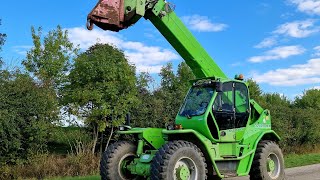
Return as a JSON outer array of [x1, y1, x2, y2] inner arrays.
[[0, 71, 58, 164], [246, 81, 320, 153], [48, 127, 92, 154]]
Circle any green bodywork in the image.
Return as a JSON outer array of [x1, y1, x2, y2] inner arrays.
[[117, 79, 280, 178], [91, 0, 281, 178]]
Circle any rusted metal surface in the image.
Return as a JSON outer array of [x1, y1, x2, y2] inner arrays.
[[87, 0, 126, 31]]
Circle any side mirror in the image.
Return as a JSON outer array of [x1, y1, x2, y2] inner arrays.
[[125, 113, 131, 126], [119, 113, 132, 131], [216, 82, 223, 92]]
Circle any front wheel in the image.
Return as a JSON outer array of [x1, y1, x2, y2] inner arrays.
[[100, 141, 138, 180], [250, 140, 285, 180], [150, 140, 207, 180]]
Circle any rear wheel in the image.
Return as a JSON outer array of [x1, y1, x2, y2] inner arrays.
[[150, 140, 207, 180], [250, 140, 285, 180], [100, 141, 138, 180]]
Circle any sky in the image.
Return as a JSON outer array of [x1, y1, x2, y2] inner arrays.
[[1, 0, 320, 99]]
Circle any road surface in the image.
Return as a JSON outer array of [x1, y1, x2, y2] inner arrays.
[[226, 164, 320, 180]]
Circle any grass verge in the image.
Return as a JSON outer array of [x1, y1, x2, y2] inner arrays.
[[50, 153, 320, 180], [0, 153, 99, 180], [285, 153, 320, 168]]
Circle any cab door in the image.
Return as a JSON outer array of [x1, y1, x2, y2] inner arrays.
[[234, 82, 250, 141], [211, 81, 250, 157], [212, 82, 236, 142], [212, 81, 250, 142]]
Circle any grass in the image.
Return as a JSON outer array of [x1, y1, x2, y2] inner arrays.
[[285, 153, 320, 168], [0, 152, 100, 180], [48, 153, 320, 180]]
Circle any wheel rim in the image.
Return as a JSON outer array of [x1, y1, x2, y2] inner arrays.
[[118, 153, 135, 180], [267, 153, 281, 179], [173, 157, 198, 180]]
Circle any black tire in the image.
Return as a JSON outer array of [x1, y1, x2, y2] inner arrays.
[[250, 140, 285, 180], [100, 141, 137, 180], [150, 140, 207, 180]]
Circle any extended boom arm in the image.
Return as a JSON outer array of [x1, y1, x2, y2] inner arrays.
[[87, 0, 227, 79]]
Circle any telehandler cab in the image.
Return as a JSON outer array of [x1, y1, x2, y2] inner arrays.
[[87, 0, 285, 179]]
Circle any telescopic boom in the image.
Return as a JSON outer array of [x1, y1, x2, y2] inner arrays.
[[87, 0, 227, 79]]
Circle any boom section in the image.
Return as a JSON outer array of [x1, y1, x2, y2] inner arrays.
[[87, 0, 227, 79]]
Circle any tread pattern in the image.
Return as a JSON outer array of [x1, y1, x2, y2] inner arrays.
[[150, 140, 207, 180], [249, 140, 285, 180], [100, 141, 136, 180]]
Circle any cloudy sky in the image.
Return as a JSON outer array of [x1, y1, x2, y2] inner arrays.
[[1, 0, 320, 98]]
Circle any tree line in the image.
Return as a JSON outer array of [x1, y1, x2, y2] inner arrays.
[[1, 25, 320, 166]]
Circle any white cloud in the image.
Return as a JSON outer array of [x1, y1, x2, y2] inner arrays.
[[182, 15, 228, 32], [281, 12, 294, 19], [289, 0, 320, 15], [273, 19, 319, 38], [12, 45, 33, 55], [67, 27, 122, 49], [248, 45, 305, 63], [254, 19, 319, 49], [252, 58, 320, 86], [254, 37, 278, 48], [136, 65, 164, 74], [67, 27, 179, 73], [230, 62, 242, 67], [313, 46, 320, 57]]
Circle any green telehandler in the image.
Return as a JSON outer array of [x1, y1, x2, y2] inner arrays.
[[87, 0, 285, 179]]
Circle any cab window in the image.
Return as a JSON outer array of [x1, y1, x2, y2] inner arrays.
[[235, 83, 249, 128]]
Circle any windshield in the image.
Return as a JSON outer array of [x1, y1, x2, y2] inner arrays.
[[179, 86, 214, 117]]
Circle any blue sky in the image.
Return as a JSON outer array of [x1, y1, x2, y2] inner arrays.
[[1, 0, 320, 99]]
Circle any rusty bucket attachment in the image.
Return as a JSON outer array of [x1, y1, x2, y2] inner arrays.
[[87, 0, 126, 32]]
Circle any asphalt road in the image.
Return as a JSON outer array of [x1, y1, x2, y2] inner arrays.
[[226, 164, 320, 180]]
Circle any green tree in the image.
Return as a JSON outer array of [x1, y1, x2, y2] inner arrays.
[[246, 79, 263, 101], [262, 93, 290, 107], [289, 108, 320, 149], [157, 63, 178, 124], [260, 93, 292, 150], [246, 84, 320, 152], [131, 72, 155, 127], [294, 89, 320, 109], [22, 26, 78, 88], [152, 62, 194, 126], [176, 62, 195, 99], [137, 72, 153, 92], [289, 89, 320, 151], [22, 26, 78, 126], [0, 21, 57, 164], [0, 71, 58, 164], [160, 63, 177, 91], [63, 43, 138, 153]]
